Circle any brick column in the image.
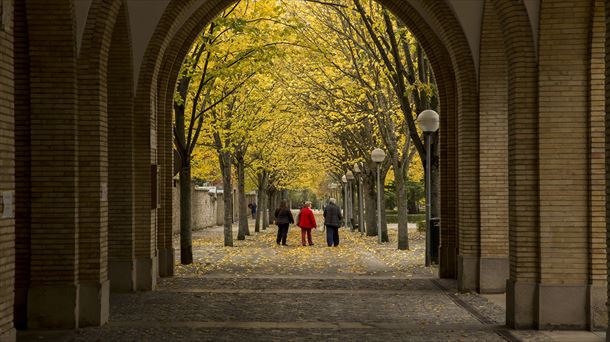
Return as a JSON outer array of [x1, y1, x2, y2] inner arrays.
[[0, 0, 16, 340], [107, 3, 137, 292], [588, 0, 606, 330], [13, 0, 29, 331], [535, 0, 593, 329], [133, 74, 158, 291], [25, 0, 80, 329], [156, 59, 176, 278], [438, 72, 458, 279], [76, 0, 125, 327], [491, 0, 539, 329], [605, 0, 610, 337], [477, 0, 509, 294]]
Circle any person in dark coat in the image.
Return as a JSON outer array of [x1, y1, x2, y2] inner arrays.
[[274, 200, 294, 246], [323, 198, 343, 247], [250, 202, 257, 219], [297, 201, 317, 246]]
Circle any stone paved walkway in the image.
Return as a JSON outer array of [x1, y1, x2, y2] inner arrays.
[[19, 221, 605, 341]]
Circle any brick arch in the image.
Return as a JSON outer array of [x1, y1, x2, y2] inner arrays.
[[476, 0, 509, 294], [490, 0, 539, 330], [143, 0, 478, 281], [107, 1, 137, 293], [76, 0, 124, 327], [398, 0, 481, 293]]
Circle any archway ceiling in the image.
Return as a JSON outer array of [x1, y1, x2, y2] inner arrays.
[[74, 0, 540, 85]]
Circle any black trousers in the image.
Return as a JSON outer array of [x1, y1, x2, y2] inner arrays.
[[326, 225, 339, 246], [276, 224, 289, 245]]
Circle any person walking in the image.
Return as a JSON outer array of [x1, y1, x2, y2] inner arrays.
[[274, 200, 294, 246], [297, 201, 317, 246], [323, 198, 342, 247], [250, 202, 257, 219]]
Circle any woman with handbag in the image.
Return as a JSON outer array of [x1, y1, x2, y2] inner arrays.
[[297, 201, 317, 246]]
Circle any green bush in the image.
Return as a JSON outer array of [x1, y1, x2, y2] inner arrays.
[[408, 213, 425, 223], [416, 220, 426, 232], [383, 212, 425, 224]]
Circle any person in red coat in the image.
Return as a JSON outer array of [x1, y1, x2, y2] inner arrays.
[[297, 201, 317, 246]]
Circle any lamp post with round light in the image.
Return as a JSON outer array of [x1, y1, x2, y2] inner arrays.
[[371, 148, 386, 243], [329, 183, 337, 203], [417, 109, 440, 267], [353, 163, 364, 236]]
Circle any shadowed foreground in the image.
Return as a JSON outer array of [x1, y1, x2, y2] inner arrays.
[[19, 223, 603, 341]]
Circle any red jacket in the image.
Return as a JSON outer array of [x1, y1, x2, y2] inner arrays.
[[298, 207, 317, 229]]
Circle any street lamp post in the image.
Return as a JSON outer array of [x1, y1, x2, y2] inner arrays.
[[371, 148, 386, 243], [353, 163, 364, 236], [329, 183, 337, 203], [417, 109, 440, 267], [346, 171, 354, 231], [341, 175, 348, 228]]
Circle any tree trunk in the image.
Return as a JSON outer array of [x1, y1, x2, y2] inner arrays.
[[394, 163, 409, 250], [263, 188, 270, 229], [267, 189, 275, 226], [255, 179, 262, 233], [237, 159, 249, 240], [179, 165, 193, 264], [363, 174, 377, 236], [256, 173, 268, 232], [221, 152, 233, 247], [380, 189, 389, 243]]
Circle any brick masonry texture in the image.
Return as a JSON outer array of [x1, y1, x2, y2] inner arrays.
[[479, 0, 508, 259], [0, 0, 14, 339], [1, 0, 609, 337]]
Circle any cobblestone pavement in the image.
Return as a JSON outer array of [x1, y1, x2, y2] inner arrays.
[[19, 222, 604, 341]]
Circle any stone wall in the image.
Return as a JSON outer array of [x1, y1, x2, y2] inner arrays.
[[173, 183, 224, 235], [172, 182, 257, 235]]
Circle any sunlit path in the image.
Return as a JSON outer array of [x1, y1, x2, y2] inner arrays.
[[174, 220, 432, 278]]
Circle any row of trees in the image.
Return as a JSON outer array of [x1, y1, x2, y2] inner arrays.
[[173, 0, 439, 264]]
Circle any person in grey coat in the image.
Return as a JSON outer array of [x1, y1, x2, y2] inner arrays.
[[323, 198, 343, 247]]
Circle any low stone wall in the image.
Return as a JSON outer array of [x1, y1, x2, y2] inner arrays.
[[173, 181, 258, 235], [173, 183, 225, 235]]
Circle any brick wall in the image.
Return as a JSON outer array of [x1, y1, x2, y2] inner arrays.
[[0, 0, 15, 340]]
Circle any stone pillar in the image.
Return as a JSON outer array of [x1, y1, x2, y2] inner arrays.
[[477, 0, 509, 294], [107, 3, 136, 293], [25, 0, 80, 329], [0, 0, 16, 340]]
